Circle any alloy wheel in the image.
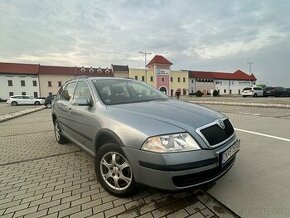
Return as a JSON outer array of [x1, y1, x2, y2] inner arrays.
[[100, 152, 132, 191]]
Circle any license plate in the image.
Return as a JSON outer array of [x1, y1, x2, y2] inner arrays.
[[221, 140, 240, 165]]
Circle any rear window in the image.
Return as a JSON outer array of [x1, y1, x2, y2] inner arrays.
[[243, 88, 251, 91]]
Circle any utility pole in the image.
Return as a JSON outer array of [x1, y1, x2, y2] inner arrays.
[[139, 51, 152, 83], [247, 61, 254, 86]]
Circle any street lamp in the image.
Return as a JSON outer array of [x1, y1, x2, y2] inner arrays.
[[139, 51, 152, 82], [247, 61, 254, 86]]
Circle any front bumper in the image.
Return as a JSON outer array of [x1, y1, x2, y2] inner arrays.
[[123, 137, 239, 190]]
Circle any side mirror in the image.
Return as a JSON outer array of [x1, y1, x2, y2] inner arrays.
[[73, 96, 92, 106]]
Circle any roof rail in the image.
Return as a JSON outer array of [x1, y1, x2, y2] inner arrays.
[[75, 76, 89, 79], [65, 76, 88, 83]]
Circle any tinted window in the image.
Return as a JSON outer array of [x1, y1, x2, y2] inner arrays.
[[60, 82, 76, 101], [253, 87, 262, 90], [93, 79, 168, 105], [243, 88, 251, 91]]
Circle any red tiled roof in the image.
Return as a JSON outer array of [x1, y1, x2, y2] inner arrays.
[[0, 62, 39, 74], [39, 65, 113, 76], [189, 70, 256, 81], [146, 55, 173, 67]]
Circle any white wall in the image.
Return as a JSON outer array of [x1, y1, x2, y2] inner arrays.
[[188, 78, 196, 94], [0, 74, 40, 100], [215, 80, 253, 95]]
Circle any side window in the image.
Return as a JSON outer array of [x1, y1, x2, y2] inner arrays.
[[60, 82, 76, 101], [73, 81, 92, 103]]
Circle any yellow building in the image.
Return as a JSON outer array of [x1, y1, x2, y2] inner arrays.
[[129, 68, 155, 87], [169, 70, 188, 96]]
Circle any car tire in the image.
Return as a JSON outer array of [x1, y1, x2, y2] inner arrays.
[[95, 143, 136, 197], [46, 103, 52, 108], [243, 95, 246, 98], [253, 93, 257, 97], [11, 101, 18, 106], [54, 119, 68, 144], [35, 101, 40, 105]]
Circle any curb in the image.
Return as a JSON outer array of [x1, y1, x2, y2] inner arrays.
[[0, 106, 46, 123], [188, 100, 290, 109]]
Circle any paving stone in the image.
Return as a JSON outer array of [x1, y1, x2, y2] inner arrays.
[[5, 202, 29, 214], [187, 212, 205, 218], [166, 209, 189, 218], [70, 208, 93, 218], [104, 205, 126, 217], [81, 199, 102, 210], [13, 205, 38, 217], [185, 201, 206, 214], [200, 208, 215, 218], [93, 202, 113, 214], [23, 209, 48, 218], [58, 205, 81, 217]]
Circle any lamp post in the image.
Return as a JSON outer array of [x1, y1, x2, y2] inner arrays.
[[247, 61, 253, 86], [139, 51, 152, 82]]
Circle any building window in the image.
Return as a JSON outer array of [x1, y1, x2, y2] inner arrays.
[[22, 92, 26, 95], [183, 89, 187, 95], [142, 76, 145, 81], [34, 92, 38, 98], [9, 92, 13, 97], [150, 76, 153, 82], [58, 81, 62, 87], [48, 92, 53, 96], [162, 77, 164, 82], [21, 80, 25, 86], [135, 76, 138, 80], [178, 77, 180, 82], [33, 80, 37, 86], [191, 79, 194, 84], [170, 77, 173, 82], [8, 80, 13, 86], [48, 81, 52, 87], [224, 89, 226, 94], [183, 77, 185, 82]]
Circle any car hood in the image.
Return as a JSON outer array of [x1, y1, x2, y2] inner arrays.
[[107, 99, 225, 133]]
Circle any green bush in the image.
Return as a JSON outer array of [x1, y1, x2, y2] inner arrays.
[[196, 90, 203, 97], [213, 90, 219, 97]]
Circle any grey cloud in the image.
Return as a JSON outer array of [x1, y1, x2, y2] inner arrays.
[[0, 0, 290, 86]]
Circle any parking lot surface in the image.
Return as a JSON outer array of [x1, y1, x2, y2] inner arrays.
[[0, 103, 40, 116], [0, 109, 237, 218], [201, 104, 290, 218]]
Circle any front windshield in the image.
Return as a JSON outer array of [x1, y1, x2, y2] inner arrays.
[[92, 79, 168, 105]]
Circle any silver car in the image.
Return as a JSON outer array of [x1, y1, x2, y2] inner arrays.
[[51, 77, 240, 196]]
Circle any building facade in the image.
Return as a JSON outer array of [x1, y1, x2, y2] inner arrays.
[[0, 62, 113, 100], [188, 70, 256, 95], [0, 63, 40, 100]]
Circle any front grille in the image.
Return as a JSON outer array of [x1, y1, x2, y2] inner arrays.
[[200, 119, 234, 146], [172, 156, 235, 187]]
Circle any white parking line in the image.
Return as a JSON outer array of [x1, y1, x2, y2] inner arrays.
[[235, 128, 290, 142]]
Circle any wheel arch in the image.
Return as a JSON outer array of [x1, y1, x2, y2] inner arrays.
[[94, 129, 125, 154]]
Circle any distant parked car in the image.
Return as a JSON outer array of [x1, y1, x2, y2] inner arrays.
[[6, 95, 45, 106], [287, 88, 290, 97], [263, 87, 288, 97], [242, 87, 264, 97], [44, 95, 56, 108]]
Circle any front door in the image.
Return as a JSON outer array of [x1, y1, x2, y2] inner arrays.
[[69, 81, 98, 153]]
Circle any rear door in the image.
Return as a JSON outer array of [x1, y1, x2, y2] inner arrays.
[[54, 82, 77, 136]]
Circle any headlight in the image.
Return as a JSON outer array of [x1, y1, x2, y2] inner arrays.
[[141, 133, 200, 153]]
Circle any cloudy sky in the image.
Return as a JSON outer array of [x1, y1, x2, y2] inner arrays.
[[1, 0, 290, 86]]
